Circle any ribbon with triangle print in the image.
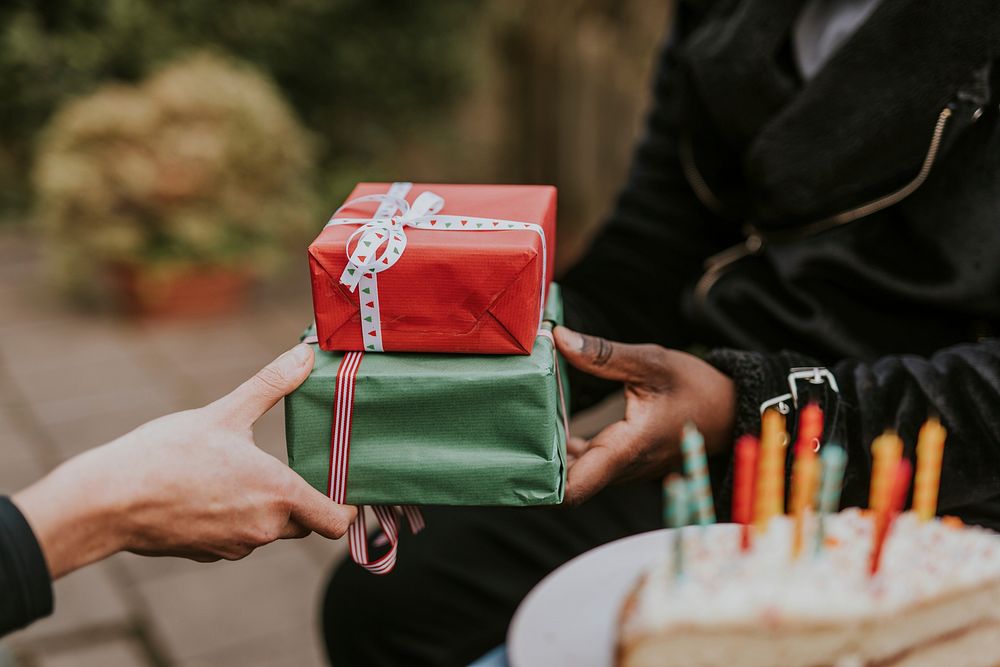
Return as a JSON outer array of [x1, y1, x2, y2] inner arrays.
[[325, 182, 548, 352]]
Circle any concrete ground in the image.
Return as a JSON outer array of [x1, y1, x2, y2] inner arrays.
[[0, 230, 624, 666]]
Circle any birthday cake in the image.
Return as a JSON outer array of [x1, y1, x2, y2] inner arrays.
[[617, 510, 1000, 667], [617, 412, 1000, 667]]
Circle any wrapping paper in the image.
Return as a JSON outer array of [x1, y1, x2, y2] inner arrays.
[[309, 182, 556, 354], [285, 285, 568, 506]]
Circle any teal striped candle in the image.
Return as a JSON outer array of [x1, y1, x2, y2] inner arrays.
[[681, 422, 716, 525], [815, 444, 847, 554], [665, 474, 691, 578]]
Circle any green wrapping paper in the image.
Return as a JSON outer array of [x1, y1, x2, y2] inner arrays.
[[284, 285, 568, 506]]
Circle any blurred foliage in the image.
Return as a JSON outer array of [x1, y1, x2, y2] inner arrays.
[[0, 0, 481, 216], [33, 52, 316, 299]]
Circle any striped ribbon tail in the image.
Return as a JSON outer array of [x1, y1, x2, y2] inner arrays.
[[401, 505, 426, 532], [347, 505, 425, 575]]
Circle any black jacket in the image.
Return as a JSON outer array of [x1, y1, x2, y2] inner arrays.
[[0, 497, 52, 636], [562, 0, 1000, 526]]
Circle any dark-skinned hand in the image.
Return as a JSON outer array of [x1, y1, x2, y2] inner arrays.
[[553, 326, 736, 505]]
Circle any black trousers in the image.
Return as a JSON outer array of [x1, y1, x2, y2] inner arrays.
[[322, 481, 661, 667]]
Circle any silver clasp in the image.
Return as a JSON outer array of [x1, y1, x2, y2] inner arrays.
[[759, 366, 839, 415]]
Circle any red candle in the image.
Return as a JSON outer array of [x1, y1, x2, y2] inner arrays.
[[789, 404, 823, 556], [733, 435, 759, 551], [870, 459, 913, 575], [793, 403, 824, 459]]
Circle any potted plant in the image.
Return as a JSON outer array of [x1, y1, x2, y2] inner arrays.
[[32, 51, 316, 318]]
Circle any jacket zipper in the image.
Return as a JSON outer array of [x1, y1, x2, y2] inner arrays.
[[689, 106, 953, 303], [680, 133, 726, 215]]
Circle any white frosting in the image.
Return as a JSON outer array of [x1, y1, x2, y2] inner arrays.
[[633, 510, 1000, 631]]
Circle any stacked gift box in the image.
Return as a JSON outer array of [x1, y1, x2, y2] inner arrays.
[[285, 182, 569, 573]]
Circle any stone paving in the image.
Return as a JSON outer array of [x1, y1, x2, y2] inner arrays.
[[0, 230, 623, 666]]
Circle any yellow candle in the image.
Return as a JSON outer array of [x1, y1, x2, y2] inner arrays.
[[913, 418, 946, 521], [869, 431, 902, 513], [754, 409, 787, 530], [791, 454, 819, 558]]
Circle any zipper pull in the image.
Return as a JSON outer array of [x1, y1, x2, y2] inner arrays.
[[704, 232, 764, 271], [695, 231, 766, 303]]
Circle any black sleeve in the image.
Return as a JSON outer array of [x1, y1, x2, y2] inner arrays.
[[560, 11, 730, 409], [706, 339, 1000, 528], [0, 496, 53, 636]]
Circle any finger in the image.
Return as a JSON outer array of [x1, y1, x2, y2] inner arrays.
[[287, 477, 358, 540], [279, 520, 312, 540], [563, 421, 633, 506], [554, 326, 656, 384], [211, 344, 314, 425], [567, 436, 589, 459], [565, 443, 621, 506]]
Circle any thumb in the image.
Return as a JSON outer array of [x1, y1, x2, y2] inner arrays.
[[564, 421, 633, 505], [212, 344, 314, 425], [288, 478, 357, 540], [554, 326, 653, 384]]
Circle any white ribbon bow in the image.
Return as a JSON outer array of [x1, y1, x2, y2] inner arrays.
[[325, 182, 547, 352], [329, 188, 445, 292]]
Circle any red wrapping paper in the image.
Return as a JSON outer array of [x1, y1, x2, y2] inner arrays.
[[309, 182, 556, 354]]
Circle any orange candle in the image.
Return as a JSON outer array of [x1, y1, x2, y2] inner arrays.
[[870, 459, 913, 575], [754, 409, 786, 530], [791, 454, 819, 558], [869, 431, 903, 513], [913, 417, 946, 521], [733, 435, 759, 551]]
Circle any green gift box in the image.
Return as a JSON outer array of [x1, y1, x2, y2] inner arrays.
[[284, 284, 569, 506]]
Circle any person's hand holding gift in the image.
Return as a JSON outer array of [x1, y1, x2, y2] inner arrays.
[[553, 326, 736, 505], [12, 344, 356, 579]]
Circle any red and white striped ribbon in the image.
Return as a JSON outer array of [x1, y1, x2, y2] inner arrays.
[[328, 350, 363, 504], [329, 350, 424, 574], [348, 506, 402, 575]]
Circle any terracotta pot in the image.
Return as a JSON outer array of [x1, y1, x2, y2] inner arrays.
[[112, 264, 254, 320]]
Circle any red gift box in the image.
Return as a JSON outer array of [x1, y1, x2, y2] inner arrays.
[[309, 182, 556, 354]]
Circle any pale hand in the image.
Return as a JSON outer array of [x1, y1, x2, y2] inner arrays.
[[554, 327, 736, 505], [13, 344, 355, 579]]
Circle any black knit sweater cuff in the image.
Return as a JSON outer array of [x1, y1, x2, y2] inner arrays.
[[701, 348, 825, 517], [705, 349, 796, 435]]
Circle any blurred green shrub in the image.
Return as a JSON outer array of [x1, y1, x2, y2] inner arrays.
[[0, 0, 480, 216], [33, 52, 316, 299]]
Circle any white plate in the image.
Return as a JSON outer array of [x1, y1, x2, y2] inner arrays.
[[507, 525, 738, 667]]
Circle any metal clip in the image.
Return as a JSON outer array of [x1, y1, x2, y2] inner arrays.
[[759, 367, 839, 415], [759, 393, 792, 415]]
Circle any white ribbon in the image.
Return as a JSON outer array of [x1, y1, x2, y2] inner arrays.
[[325, 182, 547, 352]]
